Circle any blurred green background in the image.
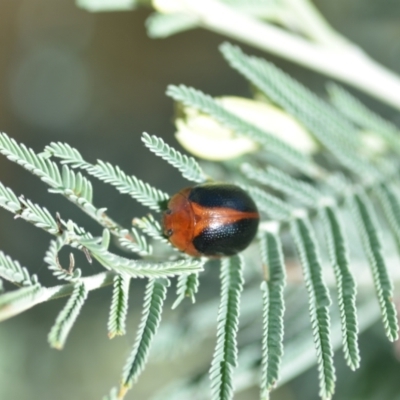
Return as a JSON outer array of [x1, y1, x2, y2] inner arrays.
[[1, 1, 400, 399]]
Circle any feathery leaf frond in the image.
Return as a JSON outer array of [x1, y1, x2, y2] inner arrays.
[[349, 191, 399, 341], [48, 281, 88, 349], [133, 214, 172, 246], [220, 44, 380, 181], [374, 183, 400, 251], [44, 140, 169, 211], [327, 84, 400, 155], [118, 227, 153, 257], [260, 231, 286, 396], [108, 274, 131, 338], [142, 132, 207, 183], [120, 278, 168, 390], [0, 133, 96, 208], [17, 196, 59, 235], [43, 142, 87, 168], [172, 272, 200, 309], [290, 217, 335, 399], [166, 85, 316, 176], [0, 181, 20, 214], [79, 237, 204, 278], [320, 205, 359, 370], [0, 250, 38, 286], [244, 186, 293, 220], [44, 237, 82, 282], [243, 164, 323, 207], [86, 160, 169, 212], [209, 255, 244, 400]]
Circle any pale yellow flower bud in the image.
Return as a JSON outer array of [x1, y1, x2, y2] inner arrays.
[[175, 96, 318, 160]]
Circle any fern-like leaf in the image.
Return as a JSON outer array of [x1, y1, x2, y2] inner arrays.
[[349, 191, 399, 341], [133, 214, 172, 246], [260, 231, 286, 396], [108, 274, 131, 338], [43, 141, 87, 168], [220, 44, 381, 181], [44, 237, 82, 282], [78, 237, 204, 278], [328, 83, 400, 155], [18, 196, 59, 235], [166, 85, 316, 176], [87, 160, 169, 211], [244, 186, 293, 220], [0, 133, 96, 209], [142, 132, 207, 183], [290, 217, 335, 399], [118, 227, 153, 257], [0, 181, 20, 214], [209, 255, 244, 400], [320, 205, 359, 370], [120, 278, 168, 392], [374, 183, 400, 251], [48, 281, 88, 349], [44, 141, 169, 211], [172, 272, 200, 309], [243, 164, 323, 207], [0, 250, 38, 286]]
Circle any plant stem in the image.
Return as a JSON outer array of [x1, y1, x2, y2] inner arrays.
[[179, 0, 400, 110]]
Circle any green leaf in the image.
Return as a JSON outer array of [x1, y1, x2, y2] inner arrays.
[[108, 274, 131, 338], [142, 132, 207, 183], [86, 160, 169, 212], [79, 237, 204, 278], [209, 255, 244, 400], [48, 281, 88, 349], [260, 231, 286, 396], [120, 278, 169, 390], [118, 227, 153, 257], [0, 181, 20, 214], [244, 186, 293, 220], [44, 237, 82, 282], [0, 250, 38, 286], [172, 272, 200, 309], [243, 163, 323, 207], [220, 43, 380, 181], [328, 83, 400, 155], [349, 191, 399, 341], [320, 205, 359, 370], [290, 217, 335, 399], [374, 183, 400, 252]]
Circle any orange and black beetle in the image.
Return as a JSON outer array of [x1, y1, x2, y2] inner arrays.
[[162, 183, 259, 257]]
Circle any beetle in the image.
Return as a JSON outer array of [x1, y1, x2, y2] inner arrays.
[[162, 182, 259, 257]]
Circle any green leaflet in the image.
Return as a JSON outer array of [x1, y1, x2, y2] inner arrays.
[[48, 281, 88, 349], [108, 274, 131, 338], [45, 141, 170, 212], [210, 255, 244, 400], [220, 43, 381, 181], [260, 231, 286, 396], [121, 278, 168, 390], [349, 191, 399, 341], [0, 250, 38, 286], [290, 217, 335, 399], [320, 205, 359, 370], [243, 163, 323, 206], [172, 272, 200, 309], [142, 132, 207, 183], [328, 83, 400, 155]]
